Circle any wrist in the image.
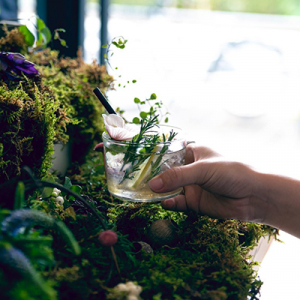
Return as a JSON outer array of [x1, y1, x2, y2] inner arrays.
[[251, 171, 279, 224], [253, 171, 300, 237]]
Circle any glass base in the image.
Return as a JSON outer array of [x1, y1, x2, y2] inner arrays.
[[108, 188, 182, 203]]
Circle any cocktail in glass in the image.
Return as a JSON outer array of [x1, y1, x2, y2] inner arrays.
[[102, 126, 186, 202]]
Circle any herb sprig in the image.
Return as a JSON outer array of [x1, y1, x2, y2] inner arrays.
[[120, 115, 159, 183], [147, 130, 178, 182], [119, 116, 178, 184]]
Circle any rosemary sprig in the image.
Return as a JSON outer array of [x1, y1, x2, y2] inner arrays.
[[119, 115, 160, 183], [146, 130, 178, 182]]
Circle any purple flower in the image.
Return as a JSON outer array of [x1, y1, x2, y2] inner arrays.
[[0, 51, 39, 80]]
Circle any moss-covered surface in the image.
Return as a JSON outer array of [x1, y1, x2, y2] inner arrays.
[[26, 151, 276, 300]]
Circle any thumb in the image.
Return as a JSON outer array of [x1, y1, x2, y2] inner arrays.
[[148, 162, 205, 193]]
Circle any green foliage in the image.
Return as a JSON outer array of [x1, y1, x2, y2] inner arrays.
[[132, 93, 169, 125], [0, 26, 114, 182], [103, 36, 128, 67], [18, 16, 65, 48], [27, 48, 114, 162], [19, 25, 35, 47], [0, 80, 63, 182]]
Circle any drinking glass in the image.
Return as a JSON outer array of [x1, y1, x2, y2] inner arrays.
[[102, 126, 186, 202]]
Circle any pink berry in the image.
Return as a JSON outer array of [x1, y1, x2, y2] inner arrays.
[[98, 230, 118, 246]]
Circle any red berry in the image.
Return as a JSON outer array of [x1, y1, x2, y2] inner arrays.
[[98, 230, 118, 246]]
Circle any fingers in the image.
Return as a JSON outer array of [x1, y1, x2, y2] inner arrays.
[[148, 145, 220, 193], [185, 145, 195, 165], [161, 184, 203, 213], [149, 161, 210, 193], [161, 195, 188, 212]]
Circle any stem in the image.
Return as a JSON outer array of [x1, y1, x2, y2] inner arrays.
[[110, 246, 121, 275]]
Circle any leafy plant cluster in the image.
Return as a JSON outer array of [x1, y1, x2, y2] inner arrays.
[[0, 21, 114, 183]]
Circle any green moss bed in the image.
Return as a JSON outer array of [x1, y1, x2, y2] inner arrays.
[[0, 26, 279, 300]]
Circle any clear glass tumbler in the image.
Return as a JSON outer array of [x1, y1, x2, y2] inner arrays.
[[102, 126, 186, 202]]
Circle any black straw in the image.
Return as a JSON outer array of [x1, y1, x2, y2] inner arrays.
[[93, 87, 116, 114]]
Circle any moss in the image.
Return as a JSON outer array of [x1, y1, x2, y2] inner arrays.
[[0, 81, 60, 182], [0, 25, 114, 182], [0, 27, 28, 54], [28, 48, 114, 163]]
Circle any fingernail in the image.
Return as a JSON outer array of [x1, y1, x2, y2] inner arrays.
[[148, 177, 164, 191], [162, 198, 174, 208]]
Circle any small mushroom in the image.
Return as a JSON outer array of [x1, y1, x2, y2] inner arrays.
[[148, 219, 178, 248], [98, 230, 118, 246]]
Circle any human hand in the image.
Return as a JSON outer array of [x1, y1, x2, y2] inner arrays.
[[149, 145, 266, 223]]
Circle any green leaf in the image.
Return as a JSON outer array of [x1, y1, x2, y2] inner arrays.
[[19, 25, 35, 47], [54, 220, 81, 255], [132, 117, 140, 124], [60, 39, 67, 47], [40, 27, 52, 45], [70, 185, 82, 194], [165, 117, 169, 123], [150, 93, 157, 100], [134, 97, 140, 104], [132, 80, 137, 83], [64, 177, 72, 189], [102, 44, 108, 48], [14, 181, 25, 210], [36, 18, 46, 31], [140, 111, 148, 119]]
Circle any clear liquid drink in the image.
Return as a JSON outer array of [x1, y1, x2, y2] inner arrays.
[[102, 127, 186, 202]]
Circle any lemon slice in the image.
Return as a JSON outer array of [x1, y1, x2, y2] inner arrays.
[[127, 153, 157, 189]]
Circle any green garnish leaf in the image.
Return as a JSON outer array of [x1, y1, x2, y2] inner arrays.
[[140, 111, 148, 119]]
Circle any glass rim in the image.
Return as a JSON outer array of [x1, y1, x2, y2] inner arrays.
[[102, 125, 186, 147]]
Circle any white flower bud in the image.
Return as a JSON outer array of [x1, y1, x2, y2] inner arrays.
[[124, 281, 142, 296], [116, 283, 128, 292], [55, 196, 64, 205], [53, 188, 61, 195], [130, 285, 142, 296], [51, 191, 58, 197], [125, 282, 136, 289]]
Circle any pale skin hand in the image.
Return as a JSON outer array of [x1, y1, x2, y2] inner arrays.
[[148, 145, 300, 238]]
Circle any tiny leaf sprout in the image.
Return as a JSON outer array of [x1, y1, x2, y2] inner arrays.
[[103, 37, 137, 89], [132, 93, 170, 124]]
